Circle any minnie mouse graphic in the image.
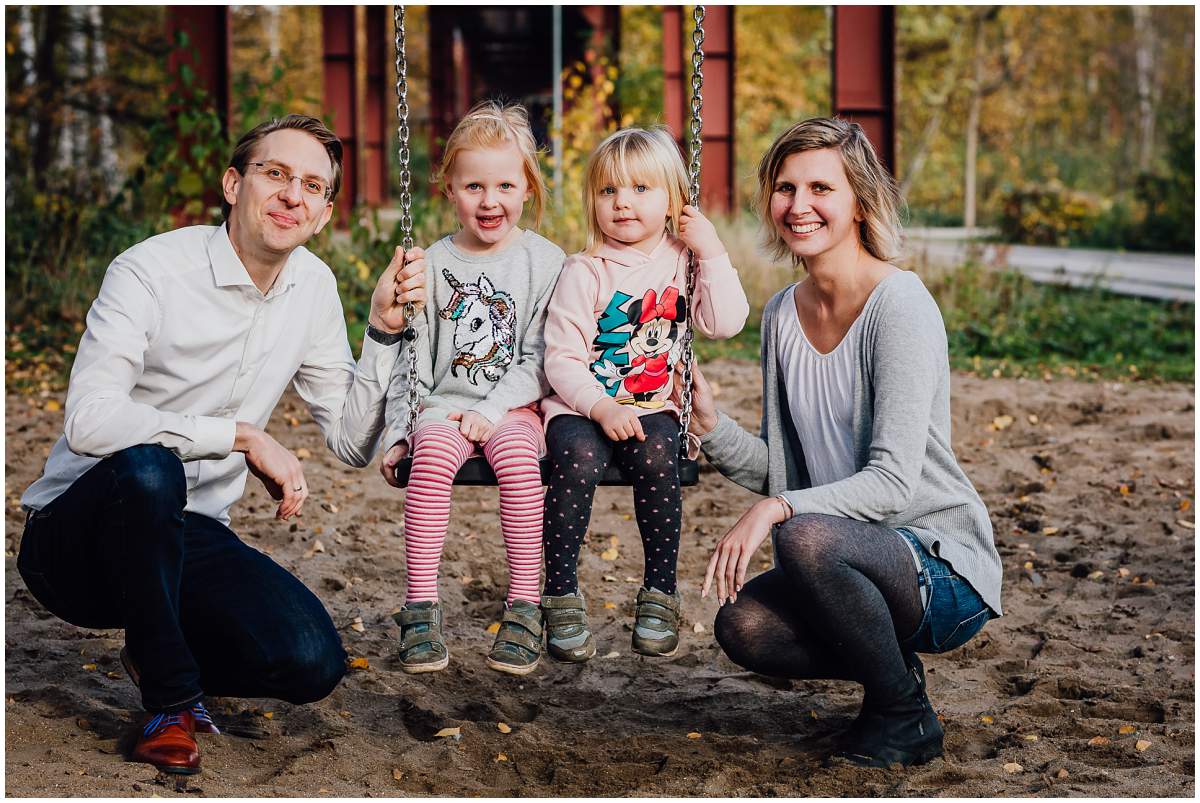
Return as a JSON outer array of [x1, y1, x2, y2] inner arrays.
[[594, 286, 686, 409]]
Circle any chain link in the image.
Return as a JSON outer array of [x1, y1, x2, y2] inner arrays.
[[394, 5, 420, 443], [678, 6, 705, 459]]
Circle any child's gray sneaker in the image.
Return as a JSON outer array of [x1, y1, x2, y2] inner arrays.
[[541, 592, 597, 663], [631, 587, 681, 657]]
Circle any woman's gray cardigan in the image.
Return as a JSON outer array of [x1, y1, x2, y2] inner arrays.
[[699, 271, 1003, 615]]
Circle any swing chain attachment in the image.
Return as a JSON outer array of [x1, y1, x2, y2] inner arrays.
[[394, 5, 420, 443], [678, 5, 705, 460]]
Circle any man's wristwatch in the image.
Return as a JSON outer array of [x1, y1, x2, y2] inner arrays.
[[366, 323, 404, 346]]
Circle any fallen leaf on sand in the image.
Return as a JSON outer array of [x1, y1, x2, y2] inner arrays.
[[263, 711, 274, 719], [322, 502, 339, 513], [81, 663, 97, 671], [1135, 740, 1151, 752], [687, 732, 702, 740], [303, 540, 326, 559], [1177, 519, 1195, 530], [495, 753, 508, 762], [1178, 498, 1191, 512], [1117, 568, 1131, 578], [1118, 484, 1131, 496], [1022, 734, 1039, 741], [603, 601, 616, 609], [990, 415, 1014, 431], [1003, 762, 1023, 773], [1042, 526, 1060, 536], [1087, 570, 1104, 580], [1088, 736, 1110, 746], [348, 657, 369, 670], [693, 622, 705, 634], [350, 618, 365, 633], [435, 727, 461, 738], [392, 768, 403, 781], [1056, 768, 1069, 779], [602, 575, 618, 583], [486, 622, 501, 634], [980, 715, 994, 724], [497, 722, 512, 734], [1118, 725, 1137, 735], [1027, 414, 1039, 424], [600, 547, 619, 561], [296, 448, 312, 459], [602, 650, 620, 659], [44, 400, 61, 412]]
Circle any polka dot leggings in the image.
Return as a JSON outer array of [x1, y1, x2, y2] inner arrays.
[[542, 412, 682, 597]]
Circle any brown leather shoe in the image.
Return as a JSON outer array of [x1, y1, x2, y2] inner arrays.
[[120, 647, 219, 735], [130, 710, 200, 775]]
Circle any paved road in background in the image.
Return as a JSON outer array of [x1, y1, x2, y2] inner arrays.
[[905, 228, 1195, 302]]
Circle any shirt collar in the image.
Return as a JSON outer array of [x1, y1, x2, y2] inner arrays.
[[208, 223, 299, 297], [592, 231, 680, 267]]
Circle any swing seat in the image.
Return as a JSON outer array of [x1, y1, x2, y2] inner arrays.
[[391, 456, 700, 488]]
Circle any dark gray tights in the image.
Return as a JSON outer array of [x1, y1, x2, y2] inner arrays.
[[713, 513, 924, 699]]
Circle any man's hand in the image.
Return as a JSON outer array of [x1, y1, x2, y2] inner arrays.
[[591, 398, 646, 442], [369, 246, 427, 334], [677, 205, 725, 260], [235, 422, 307, 520], [380, 441, 410, 487], [447, 410, 495, 443]]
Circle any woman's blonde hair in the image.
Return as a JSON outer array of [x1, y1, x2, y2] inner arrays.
[[583, 127, 690, 253], [755, 117, 903, 265], [438, 100, 547, 228]]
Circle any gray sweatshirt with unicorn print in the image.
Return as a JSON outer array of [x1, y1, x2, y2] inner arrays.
[[383, 230, 565, 449]]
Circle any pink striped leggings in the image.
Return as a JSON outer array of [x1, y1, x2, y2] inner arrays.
[[403, 408, 545, 605]]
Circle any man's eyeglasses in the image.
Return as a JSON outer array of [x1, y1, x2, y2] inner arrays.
[[244, 162, 332, 201]]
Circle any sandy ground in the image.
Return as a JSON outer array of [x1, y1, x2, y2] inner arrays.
[[4, 359, 1195, 797]]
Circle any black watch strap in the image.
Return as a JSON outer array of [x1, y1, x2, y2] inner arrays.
[[366, 323, 404, 346]]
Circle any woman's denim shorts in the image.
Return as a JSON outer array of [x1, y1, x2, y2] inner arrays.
[[897, 529, 993, 654]]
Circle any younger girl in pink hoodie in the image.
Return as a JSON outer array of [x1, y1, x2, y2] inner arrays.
[[539, 127, 750, 662]]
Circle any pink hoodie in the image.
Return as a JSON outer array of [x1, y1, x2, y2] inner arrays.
[[541, 233, 750, 425]]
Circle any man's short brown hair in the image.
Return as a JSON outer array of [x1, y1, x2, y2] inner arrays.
[[222, 114, 343, 220]]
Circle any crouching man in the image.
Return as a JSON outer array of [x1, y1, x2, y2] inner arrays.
[[18, 114, 425, 778]]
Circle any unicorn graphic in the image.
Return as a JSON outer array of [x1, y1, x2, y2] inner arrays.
[[438, 268, 516, 384]]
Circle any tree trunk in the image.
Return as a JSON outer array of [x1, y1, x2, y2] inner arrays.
[[1132, 6, 1155, 172], [87, 6, 119, 182], [57, 6, 88, 174], [963, 13, 984, 231], [32, 6, 64, 185]]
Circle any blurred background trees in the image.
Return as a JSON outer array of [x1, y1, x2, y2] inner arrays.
[[5, 5, 1194, 388]]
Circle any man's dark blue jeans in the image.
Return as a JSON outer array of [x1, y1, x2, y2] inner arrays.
[[18, 444, 347, 714]]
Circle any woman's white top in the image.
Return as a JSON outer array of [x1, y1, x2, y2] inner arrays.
[[775, 285, 926, 593], [775, 287, 861, 487]]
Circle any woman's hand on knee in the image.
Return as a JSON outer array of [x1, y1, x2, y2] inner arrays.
[[703, 497, 791, 604], [379, 441, 410, 487]]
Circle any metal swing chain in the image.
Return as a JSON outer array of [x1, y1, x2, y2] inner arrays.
[[394, 5, 420, 443], [678, 6, 705, 459]]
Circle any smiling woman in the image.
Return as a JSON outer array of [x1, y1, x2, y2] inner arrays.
[[689, 116, 1002, 769]]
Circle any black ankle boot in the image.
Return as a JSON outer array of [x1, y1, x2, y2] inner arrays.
[[845, 653, 926, 736], [831, 666, 943, 768]]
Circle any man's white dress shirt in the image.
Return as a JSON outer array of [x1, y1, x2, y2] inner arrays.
[[22, 224, 400, 525]]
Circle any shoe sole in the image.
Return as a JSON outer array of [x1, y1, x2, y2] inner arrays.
[[399, 652, 450, 674], [486, 655, 541, 676], [632, 642, 678, 658]]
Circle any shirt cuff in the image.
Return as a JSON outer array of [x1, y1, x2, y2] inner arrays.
[[188, 415, 237, 460], [574, 386, 612, 419], [359, 331, 403, 384]]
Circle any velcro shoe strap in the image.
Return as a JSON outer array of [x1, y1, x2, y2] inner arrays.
[[495, 625, 542, 653], [502, 607, 544, 638], [637, 601, 679, 624], [393, 608, 440, 628], [399, 629, 444, 652], [545, 608, 588, 628]]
